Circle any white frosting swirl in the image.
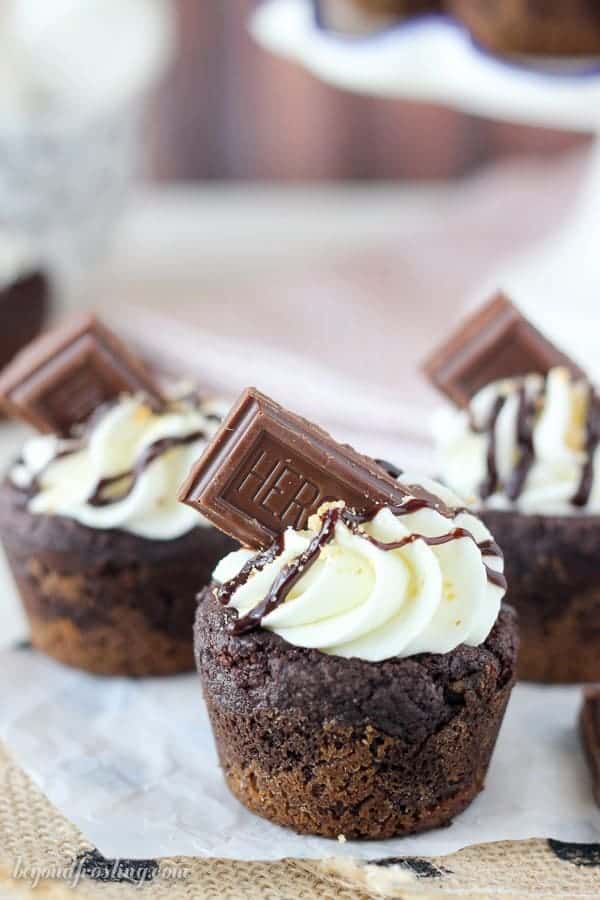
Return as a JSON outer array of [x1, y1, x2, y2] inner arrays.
[[434, 366, 599, 516], [213, 476, 505, 662], [11, 391, 227, 540]]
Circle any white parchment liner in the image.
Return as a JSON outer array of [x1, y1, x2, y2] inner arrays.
[[0, 647, 599, 860]]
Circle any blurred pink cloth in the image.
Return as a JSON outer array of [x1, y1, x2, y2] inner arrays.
[[108, 151, 588, 470]]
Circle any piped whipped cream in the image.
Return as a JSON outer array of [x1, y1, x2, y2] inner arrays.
[[213, 475, 505, 662], [11, 391, 227, 540], [434, 367, 600, 516]]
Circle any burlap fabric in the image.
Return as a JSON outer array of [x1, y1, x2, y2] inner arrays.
[[1, 743, 599, 898]]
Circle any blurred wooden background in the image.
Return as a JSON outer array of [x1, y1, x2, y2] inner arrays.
[[150, 0, 588, 181]]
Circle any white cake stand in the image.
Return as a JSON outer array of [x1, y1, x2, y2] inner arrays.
[[251, 0, 600, 377]]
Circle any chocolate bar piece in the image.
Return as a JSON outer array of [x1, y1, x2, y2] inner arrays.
[[581, 688, 600, 808], [0, 312, 164, 435], [423, 293, 584, 407], [178, 387, 411, 549]]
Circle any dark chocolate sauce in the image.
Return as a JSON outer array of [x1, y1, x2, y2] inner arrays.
[[374, 459, 456, 519], [55, 442, 84, 460], [478, 537, 503, 558], [573, 387, 600, 508], [227, 498, 506, 636], [482, 564, 509, 590], [20, 440, 84, 496], [472, 373, 599, 508], [88, 431, 205, 507], [230, 511, 340, 635], [217, 537, 284, 605], [478, 395, 506, 500], [390, 495, 465, 521], [363, 524, 476, 551], [505, 384, 539, 502], [341, 509, 506, 594], [17, 396, 220, 508]]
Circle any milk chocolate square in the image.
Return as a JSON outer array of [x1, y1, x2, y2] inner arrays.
[[423, 293, 583, 407], [0, 312, 164, 434], [178, 387, 410, 548]]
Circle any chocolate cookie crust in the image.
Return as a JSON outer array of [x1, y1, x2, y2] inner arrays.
[[0, 479, 235, 676], [449, 0, 600, 57], [195, 591, 517, 839], [481, 508, 600, 683]]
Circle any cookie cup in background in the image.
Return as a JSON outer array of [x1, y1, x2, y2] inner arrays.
[[194, 483, 517, 839], [435, 367, 600, 683], [0, 394, 235, 676], [447, 0, 600, 57], [479, 509, 600, 683]]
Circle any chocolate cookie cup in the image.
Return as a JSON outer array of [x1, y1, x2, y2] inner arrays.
[[0, 313, 235, 676], [0, 480, 234, 676], [479, 509, 600, 684], [427, 296, 600, 683], [434, 367, 600, 683], [181, 387, 515, 838], [196, 591, 517, 839], [448, 0, 600, 57]]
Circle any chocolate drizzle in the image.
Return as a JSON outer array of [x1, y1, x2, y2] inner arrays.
[[478, 537, 503, 558], [222, 497, 506, 636], [505, 384, 539, 502], [471, 373, 600, 507], [573, 387, 600, 508], [16, 390, 220, 507], [19, 439, 83, 497], [217, 539, 284, 605], [477, 395, 506, 500], [88, 431, 205, 507], [227, 511, 340, 635]]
